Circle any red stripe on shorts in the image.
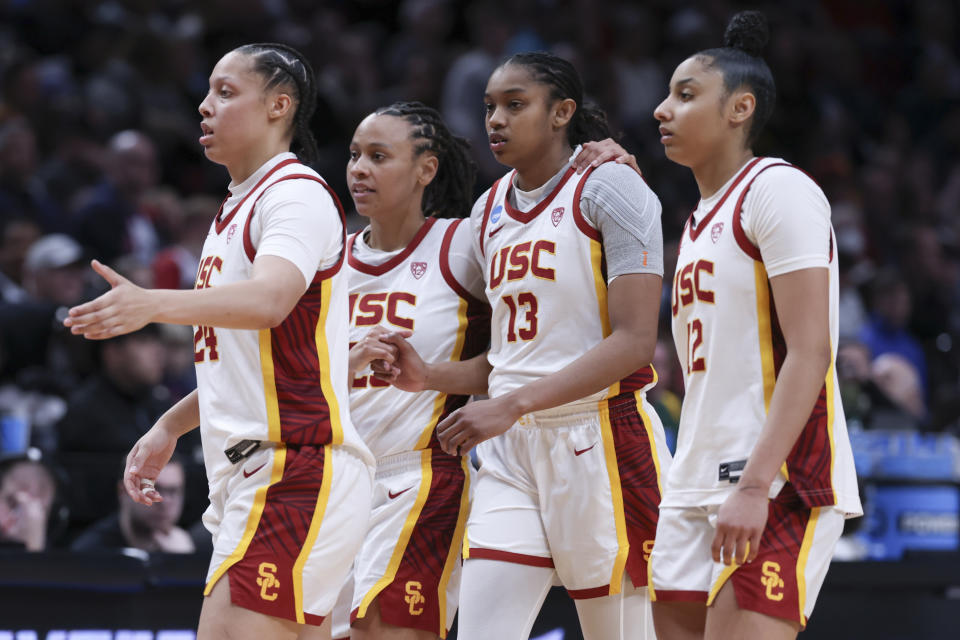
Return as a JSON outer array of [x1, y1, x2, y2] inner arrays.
[[468, 548, 555, 568], [226, 445, 327, 622], [608, 391, 662, 588], [371, 452, 468, 636]]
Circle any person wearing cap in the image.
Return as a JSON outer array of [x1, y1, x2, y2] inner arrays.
[[21, 233, 87, 307]]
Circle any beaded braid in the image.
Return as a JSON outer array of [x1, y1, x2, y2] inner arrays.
[[376, 101, 477, 219], [501, 52, 613, 148], [235, 43, 320, 165]]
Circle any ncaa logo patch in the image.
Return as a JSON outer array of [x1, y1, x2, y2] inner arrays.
[[551, 206, 565, 227], [490, 204, 503, 224], [410, 261, 427, 279], [711, 222, 724, 243]]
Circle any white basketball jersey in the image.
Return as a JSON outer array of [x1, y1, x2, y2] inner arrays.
[[666, 157, 860, 514], [194, 157, 373, 482], [477, 167, 655, 400], [347, 217, 490, 458]]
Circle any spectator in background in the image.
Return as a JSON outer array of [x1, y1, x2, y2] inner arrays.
[[71, 454, 195, 553], [72, 130, 161, 265], [151, 194, 218, 289], [0, 215, 41, 303], [56, 324, 172, 454], [0, 452, 59, 551], [859, 268, 928, 395], [0, 117, 65, 233]]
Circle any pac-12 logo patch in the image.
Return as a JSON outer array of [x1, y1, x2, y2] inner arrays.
[[226, 223, 238, 244], [490, 204, 503, 224], [711, 222, 724, 243], [551, 206, 565, 226], [410, 261, 427, 279]]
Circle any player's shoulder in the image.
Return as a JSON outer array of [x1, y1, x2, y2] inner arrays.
[[583, 161, 656, 198], [751, 158, 823, 195]]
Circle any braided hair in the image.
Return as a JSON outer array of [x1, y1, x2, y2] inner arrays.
[[695, 11, 776, 148], [375, 101, 477, 219], [500, 52, 612, 148], [234, 43, 320, 165]]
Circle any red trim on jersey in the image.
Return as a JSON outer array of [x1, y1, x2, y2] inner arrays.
[[687, 157, 763, 243], [567, 585, 612, 599], [439, 219, 485, 306], [478, 178, 504, 258], [571, 166, 601, 241], [243, 173, 347, 270], [653, 590, 709, 603], [467, 548, 555, 568], [347, 217, 439, 275], [619, 366, 656, 394], [215, 158, 300, 233], [504, 166, 577, 224], [730, 162, 794, 261]]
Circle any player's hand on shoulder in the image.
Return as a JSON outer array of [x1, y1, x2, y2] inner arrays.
[[435, 397, 519, 456], [712, 485, 768, 566], [574, 139, 642, 176]]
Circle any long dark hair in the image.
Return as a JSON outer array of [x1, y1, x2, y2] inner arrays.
[[500, 52, 612, 148], [234, 43, 320, 165], [374, 101, 477, 219], [695, 11, 776, 148]]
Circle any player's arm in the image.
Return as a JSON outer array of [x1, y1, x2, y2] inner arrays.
[[124, 389, 201, 506], [712, 267, 831, 566], [372, 334, 491, 396], [64, 256, 307, 339]]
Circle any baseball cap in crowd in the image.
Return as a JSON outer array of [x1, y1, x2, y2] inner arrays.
[[23, 234, 85, 272]]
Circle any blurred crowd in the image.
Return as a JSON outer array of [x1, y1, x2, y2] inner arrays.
[[0, 0, 958, 552]]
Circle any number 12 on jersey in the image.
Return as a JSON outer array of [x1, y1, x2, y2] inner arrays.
[[685, 318, 706, 374]]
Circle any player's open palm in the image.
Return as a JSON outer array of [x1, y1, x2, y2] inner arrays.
[[712, 486, 769, 566], [436, 397, 518, 456], [65, 260, 153, 339], [124, 425, 178, 506]]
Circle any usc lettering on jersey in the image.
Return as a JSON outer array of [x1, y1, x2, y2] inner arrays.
[[195, 156, 373, 482], [666, 157, 860, 514], [477, 167, 655, 401], [348, 218, 490, 458]]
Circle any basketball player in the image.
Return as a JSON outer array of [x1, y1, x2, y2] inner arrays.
[[333, 102, 643, 640], [65, 43, 374, 640], [377, 52, 670, 640], [648, 12, 862, 640]]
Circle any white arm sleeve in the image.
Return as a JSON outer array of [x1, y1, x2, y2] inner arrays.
[[446, 217, 487, 300], [741, 166, 832, 277], [250, 179, 343, 284]]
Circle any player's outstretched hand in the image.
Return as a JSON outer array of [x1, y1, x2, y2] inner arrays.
[[124, 425, 178, 506], [573, 139, 642, 176], [64, 260, 153, 340], [712, 485, 769, 566], [372, 331, 426, 392], [350, 326, 403, 375], [435, 397, 519, 456]]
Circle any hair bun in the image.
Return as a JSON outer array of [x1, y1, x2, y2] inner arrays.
[[723, 10, 769, 58]]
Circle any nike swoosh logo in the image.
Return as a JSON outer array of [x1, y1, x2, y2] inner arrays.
[[242, 462, 267, 478], [488, 225, 504, 238], [574, 443, 597, 456], [388, 486, 414, 499]]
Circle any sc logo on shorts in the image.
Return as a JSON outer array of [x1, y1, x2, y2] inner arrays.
[[257, 562, 281, 601], [760, 561, 784, 601], [405, 580, 425, 615]]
